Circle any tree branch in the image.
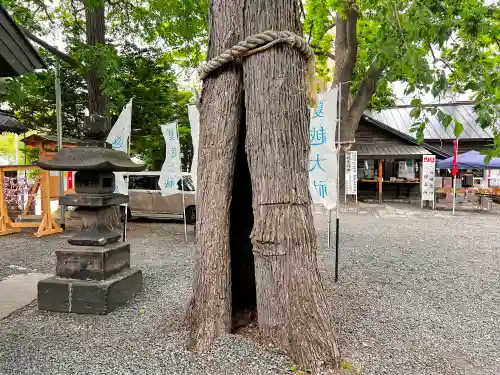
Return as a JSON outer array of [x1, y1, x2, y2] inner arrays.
[[310, 44, 336, 60], [325, 21, 336, 33], [345, 4, 359, 77], [493, 36, 500, 50], [345, 60, 385, 130], [21, 28, 79, 68], [428, 43, 455, 73]]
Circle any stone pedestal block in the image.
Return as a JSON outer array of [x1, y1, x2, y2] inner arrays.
[[38, 268, 142, 314], [56, 243, 130, 280], [68, 206, 121, 246]]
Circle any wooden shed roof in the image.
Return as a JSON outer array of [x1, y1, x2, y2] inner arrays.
[[0, 111, 27, 134], [21, 133, 79, 145], [0, 4, 46, 77]]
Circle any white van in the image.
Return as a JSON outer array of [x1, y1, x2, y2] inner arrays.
[[122, 172, 196, 224]]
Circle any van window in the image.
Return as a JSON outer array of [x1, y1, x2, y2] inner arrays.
[[178, 176, 195, 191], [129, 175, 159, 190], [129, 176, 148, 190]]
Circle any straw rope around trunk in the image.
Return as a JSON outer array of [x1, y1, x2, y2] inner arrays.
[[198, 30, 317, 107]]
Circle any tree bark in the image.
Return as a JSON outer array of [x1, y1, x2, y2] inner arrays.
[[243, 0, 341, 371], [85, 0, 107, 117], [186, 0, 245, 352]]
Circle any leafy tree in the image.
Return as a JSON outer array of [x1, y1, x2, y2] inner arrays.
[[1, 1, 198, 169], [305, 0, 499, 157]]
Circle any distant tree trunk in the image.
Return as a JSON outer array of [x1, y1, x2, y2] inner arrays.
[[187, 0, 340, 371], [85, 0, 107, 118]]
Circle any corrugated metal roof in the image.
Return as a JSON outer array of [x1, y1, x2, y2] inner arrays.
[[355, 144, 429, 157], [366, 103, 494, 140]]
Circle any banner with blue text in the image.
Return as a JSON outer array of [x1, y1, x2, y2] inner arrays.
[[159, 122, 182, 196], [309, 89, 338, 210]]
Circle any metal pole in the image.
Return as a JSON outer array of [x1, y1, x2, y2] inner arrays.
[[14, 134, 19, 164], [453, 174, 456, 215], [335, 82, 341, 283], [122, 100, 132, 242], [55, 57, 65, 230], [327, 209, 332, 248], [176, 121, 188, 243]]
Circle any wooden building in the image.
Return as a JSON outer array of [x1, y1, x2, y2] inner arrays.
[[367, 102, 494, 156], [21, 134, 78, 161], [352, 115, 448, 202]]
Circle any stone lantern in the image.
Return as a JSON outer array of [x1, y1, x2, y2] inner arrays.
[[37, 115, 145, 314]]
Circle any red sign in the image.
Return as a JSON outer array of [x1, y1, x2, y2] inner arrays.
[[67, 171, 73, 189], [452, 140, 459, 177]]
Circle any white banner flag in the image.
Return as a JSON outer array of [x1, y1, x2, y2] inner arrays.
[[106, 99, 132, 195], [188, 105, 200, 190], [309, 89, 338, 210], [159, 122, 182, 196]]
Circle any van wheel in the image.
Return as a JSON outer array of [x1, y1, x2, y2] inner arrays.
[[185, 206, 196, 225]]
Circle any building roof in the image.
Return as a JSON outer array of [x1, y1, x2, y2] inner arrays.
[[0, 111, 27, 134], [21, 133, 79, 145], [361, 115, 451, 158], [366, 102, 494, 141], [0, 4, 46, 77], [355, 144, 430, 158]]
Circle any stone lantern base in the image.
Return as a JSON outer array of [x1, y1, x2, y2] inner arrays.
[[38, 267, 142, 315]]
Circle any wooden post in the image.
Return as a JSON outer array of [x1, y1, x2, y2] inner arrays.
[[0, 165, 61, 237], [35, 169, 62, 237], [0, 166, 21, 235], [378, 159, 383, 203]]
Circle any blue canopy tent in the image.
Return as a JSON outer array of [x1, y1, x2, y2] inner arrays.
[[437, 150, 500, 169]]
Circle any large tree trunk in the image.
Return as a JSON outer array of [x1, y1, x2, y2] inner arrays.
[[187, 0, 341, 370], [186, 0, 245, 352], [85, 0, 107, 118], [243, 0, 341, 371]]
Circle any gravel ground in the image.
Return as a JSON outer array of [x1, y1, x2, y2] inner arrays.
[[0, 205, 499, 374]]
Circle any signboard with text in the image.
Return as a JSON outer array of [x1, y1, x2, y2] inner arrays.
[[345, 151, 357, 196], [421, 155, 436, 204]]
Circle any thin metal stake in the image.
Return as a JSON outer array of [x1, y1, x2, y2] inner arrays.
[[55, 57, 65, 230], [335, 217, 340, 283], [328, 209, 332, 248], [176, 121, 188, 244], [335, 82, 342, 283]]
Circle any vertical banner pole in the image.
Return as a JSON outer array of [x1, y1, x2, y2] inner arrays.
[[176, 121, 188, 244], [123, 102, 132, 243], [335, 82, 341, 283], [452, 175, 456, 215], [55, 57, 65, 230], [452, 139, 458, 215], [327, 209, 332, 248], [122, 136, 131, 242]]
